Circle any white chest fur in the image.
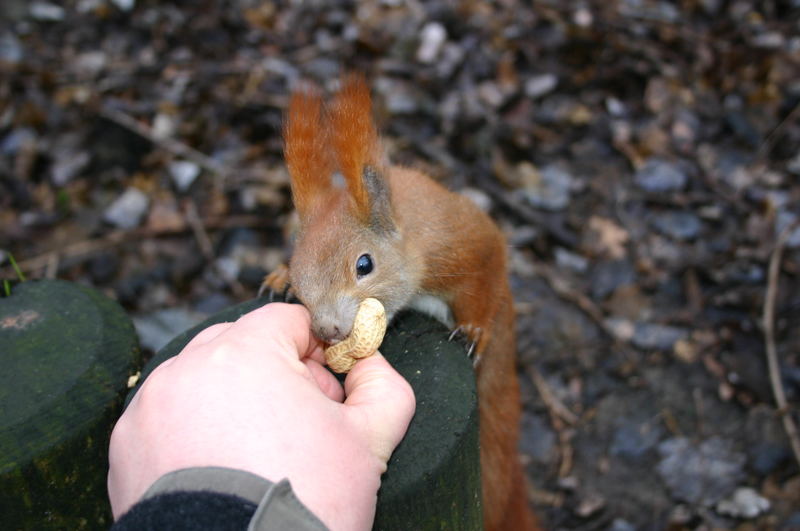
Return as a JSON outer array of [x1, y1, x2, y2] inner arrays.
[[407, 294, 454, 328]]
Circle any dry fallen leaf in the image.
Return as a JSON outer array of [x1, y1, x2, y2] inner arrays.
[[588, 216, 630, 259]]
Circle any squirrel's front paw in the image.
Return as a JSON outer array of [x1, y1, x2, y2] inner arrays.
[[448, 324, 483, 366], [258, 264, 294, 301]]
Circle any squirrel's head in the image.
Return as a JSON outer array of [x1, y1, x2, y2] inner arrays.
[[284, 75, 417, 343]]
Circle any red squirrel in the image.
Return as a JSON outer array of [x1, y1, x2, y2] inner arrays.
[[262, 75, 538, 531]]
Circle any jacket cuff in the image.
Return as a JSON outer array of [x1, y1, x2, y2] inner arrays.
[[142, 467, 328, 531]]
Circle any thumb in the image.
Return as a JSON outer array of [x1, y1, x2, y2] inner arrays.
[[343, 353, 416, 463]]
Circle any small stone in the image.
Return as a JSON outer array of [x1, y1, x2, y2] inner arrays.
[[752, 31, 785, 49], [609, 518, 636, 531], [635, 159, 688, 192], [519, 412, 557, 464], [745, 405, 792, 475], [215, 256, 240, 282], [169, 160, 200, 192], [76, 0, 103, 13], [606, 97, 627, 117], [590, 259, 635, 299], [104, 187, 150, 229], [668, 504, 694, 525], [110, 0, 135, 10], [459, 187, 492, 213], [436, 43, 465, 80], [133, 308, 206, 352], [657, 436, 746, 506], [374, 78, 419, 115], [476, 81, 503, 108], [519, 163, 574, 211], [671, 110, 700, 151], [776, 211, 800, 248], [417, 22, 447, 64], [525, 74, 558, 99], [261, 57, 299, 81], [650, 211, 702, 240], [787, 152, 800, 175], [716, 487, 770, 519], [573, 7, 593, 27], [29, 1, 65, 21], [50, 151, 90, 186], [152, 113, 177, 139], [555, 248, 588, 273], [576, 492, 605, 517], [509, 226, 539, 247], [631, 321, 689, 350], [0, 32, 23, 64], [605, 317, 636, 342], [75, 51, 107, 76], [1, 128, 36, 155], [610, 420, 665, 459], [644, 77, 671, 114], [193, 292, 233, 314]]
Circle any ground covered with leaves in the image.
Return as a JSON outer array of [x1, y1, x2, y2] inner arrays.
[[2, 0, 800, 528]]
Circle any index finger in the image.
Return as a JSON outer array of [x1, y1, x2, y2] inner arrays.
[[226, 303, 326, 364]]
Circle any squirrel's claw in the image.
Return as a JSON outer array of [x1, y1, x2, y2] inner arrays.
[[449, 324, 483, 364], [448, 326, 463, 342], [261, 283, 295, 303], [259, 264, 293, 301]]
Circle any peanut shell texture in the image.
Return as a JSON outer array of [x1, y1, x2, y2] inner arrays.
[[324, 297, 387, 373]]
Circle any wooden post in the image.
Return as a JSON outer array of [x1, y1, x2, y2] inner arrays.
[[0, 280, 141, 530]]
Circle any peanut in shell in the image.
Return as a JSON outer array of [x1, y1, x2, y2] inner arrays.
[[324, 298, 387, 373]]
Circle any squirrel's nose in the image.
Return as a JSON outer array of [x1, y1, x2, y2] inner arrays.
[[313, 320, 346, 343]]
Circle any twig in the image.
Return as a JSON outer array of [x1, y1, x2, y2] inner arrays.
[[763, 219, 800, 468], [556, 428, 574, 479], [0, 215, 265, 278], [44, 253, 59, 279], [184, 199, 248, 299], [757, 100, 800, 161], [528, 366, 579, 426], [527, 365, 578, 477], [99, 105, 228, 183], [529, 262, 606, 328], [528, 262, 634, 348], [183, 200, 216, 259]]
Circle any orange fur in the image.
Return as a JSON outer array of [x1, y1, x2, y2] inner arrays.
[[284, 88, 335, 219], [329, 75, 381, 221]]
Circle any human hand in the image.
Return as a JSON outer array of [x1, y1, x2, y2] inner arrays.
[[107, 303, 415, 530]]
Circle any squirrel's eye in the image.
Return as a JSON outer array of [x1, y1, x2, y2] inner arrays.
[[356, 254, 374, 278]]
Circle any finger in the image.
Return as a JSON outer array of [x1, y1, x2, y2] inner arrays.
[[182, 322, 233, 350], [229, 303, 326, 362], [343, 353, 416, 462], [305, 358, 345, 402]]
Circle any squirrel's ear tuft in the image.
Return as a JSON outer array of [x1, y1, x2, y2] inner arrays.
[[284, 85, 335, 219], [330, 74, 387, 223]]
